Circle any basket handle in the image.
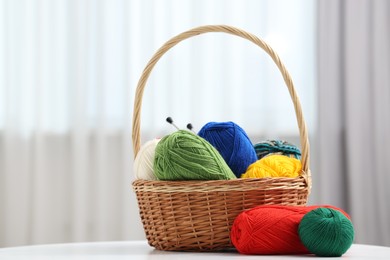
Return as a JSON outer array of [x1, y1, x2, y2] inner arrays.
[[132, 25, 310, 174]]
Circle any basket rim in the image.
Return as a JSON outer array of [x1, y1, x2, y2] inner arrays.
[[132, 170, 311, 193]]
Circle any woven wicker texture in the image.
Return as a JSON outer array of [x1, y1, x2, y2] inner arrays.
[[132, 25, 312, 251]]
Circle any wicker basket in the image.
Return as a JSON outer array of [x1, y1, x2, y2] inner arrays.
[[132, 25, 312, 251]]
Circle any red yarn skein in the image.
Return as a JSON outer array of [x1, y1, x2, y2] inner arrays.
[[230, 205, 350, 255]]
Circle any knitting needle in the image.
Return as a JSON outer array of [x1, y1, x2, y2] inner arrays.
[[166, 117, 180, 130], [186, 123, 196, 134]]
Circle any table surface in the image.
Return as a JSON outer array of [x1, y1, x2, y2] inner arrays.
[[0, 241, 390, 259]]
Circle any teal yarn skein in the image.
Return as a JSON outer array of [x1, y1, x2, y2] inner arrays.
[[254, 140, 301, 159], [198, 122, 257, 178], [154, 130, 236, 180], [298, 207, 354, 257]]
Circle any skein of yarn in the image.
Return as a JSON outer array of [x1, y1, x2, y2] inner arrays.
[[230, 205, 351, 255], [154, 130, 236, 180], [254, 140, 301, 159], [133, 138, 160, 180], [198, 122, 257, 177], [298, 207, 354, 257], [241, 154, 301, 178]]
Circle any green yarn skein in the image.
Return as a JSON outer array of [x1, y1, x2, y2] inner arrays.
[[298, 207, 354, 257], [154, 130, 236, 180]]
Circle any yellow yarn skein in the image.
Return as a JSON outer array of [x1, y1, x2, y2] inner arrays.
[[241, 154, 302, 178]]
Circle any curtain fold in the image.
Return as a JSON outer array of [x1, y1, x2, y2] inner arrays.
[[317, 0, 390, 246]]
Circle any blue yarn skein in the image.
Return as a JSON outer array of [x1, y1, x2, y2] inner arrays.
[[198, 122, 257, 177]]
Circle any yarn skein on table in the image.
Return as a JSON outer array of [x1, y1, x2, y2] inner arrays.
[[299, 207, 354, 257], [198, 122, 257, 178], [230, 205, 352, 255], [254, 139, 301, 159], [133, 138, 160, 180], [241, 154, 301, 178], [154, 130, 236, 180]]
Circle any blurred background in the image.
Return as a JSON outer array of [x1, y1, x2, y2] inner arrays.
[[0, 0, 389, 248]]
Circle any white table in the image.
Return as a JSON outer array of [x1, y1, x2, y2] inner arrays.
[[0, 241, 389, 259]]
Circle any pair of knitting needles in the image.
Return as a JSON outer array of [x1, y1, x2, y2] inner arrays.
[[166, 117, 196, 134]]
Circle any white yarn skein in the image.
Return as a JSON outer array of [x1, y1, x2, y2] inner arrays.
[[133, 139, 160, 180]]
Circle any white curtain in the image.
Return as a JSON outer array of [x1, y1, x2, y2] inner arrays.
[[316, 0, 390, 246], [0, 0, 316, 247]]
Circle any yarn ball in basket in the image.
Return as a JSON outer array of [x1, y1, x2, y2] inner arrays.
[[298, 207, 354, 257], [241, 154, 301, 178], [198, 122, 257, 177], [133, 138, 160, 180], [154, 130, 236, 180], [254, 139, 301, 159], [230, 205, 351, 255]]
